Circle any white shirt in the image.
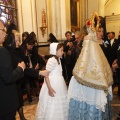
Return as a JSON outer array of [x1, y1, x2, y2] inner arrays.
[[110, 39, 114, 46]]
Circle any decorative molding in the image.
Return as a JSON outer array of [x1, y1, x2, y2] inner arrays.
[[73, 0, 79, 2], [106, 14, 120, 21], [105, 0, 113, 6], [105, 0, 110, 6]]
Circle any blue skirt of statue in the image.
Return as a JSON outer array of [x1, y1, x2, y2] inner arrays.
[[68, 76, 112, 120]]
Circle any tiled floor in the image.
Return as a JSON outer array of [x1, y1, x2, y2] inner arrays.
[[16, 86, 120, 120], [112, 86, 120, 120], [16, 95, 39, 120]]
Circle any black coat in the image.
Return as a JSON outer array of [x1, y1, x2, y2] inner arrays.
[[108, 39, 119, 66], [0, 47, 24, 116], [117, 45, 120, 67], [99, 40, 111, 66]]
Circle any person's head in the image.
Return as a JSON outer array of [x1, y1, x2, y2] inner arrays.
[[74, 31, 82, 42], [107, 32, 110, 39], [26, 37, 35, 50], [30, 31, 36, 38], [50, 43, 64, 58], [56, 43, 64, 58], [7, 23, 16, 35], [48, 33, 58, 43], [65, 31, 72, 41], [3, 30, 20, 48], [12, 30, 20, 48], [109, 32, 115, 40], [22, 31, 29, 42], [96, 27, 104, 40], [0, 20, 7, 44]]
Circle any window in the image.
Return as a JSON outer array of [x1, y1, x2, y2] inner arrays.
[[0, 0, 17, 27]]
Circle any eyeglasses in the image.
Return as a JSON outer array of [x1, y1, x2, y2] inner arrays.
[[0, 27, 7, 33]]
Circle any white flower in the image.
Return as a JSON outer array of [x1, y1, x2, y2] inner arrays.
[[104, 41, 109, 44]]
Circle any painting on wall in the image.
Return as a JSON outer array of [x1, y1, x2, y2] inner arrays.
[[0, 0, 17, 27], [70, 0, 80, 32]]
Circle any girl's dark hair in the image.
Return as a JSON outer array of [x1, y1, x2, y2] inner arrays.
[[29, 31, 38, 45], [22, 31, 29, 42], [23, 35, 36, 45], [53, 43, 63, 64], [20, 34, 36, 59], [30, 31, 36, 38]]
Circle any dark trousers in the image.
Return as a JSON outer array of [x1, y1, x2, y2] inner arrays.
[[0, 111, 16, 120], [117, 69, 120, 96], [66, 64, 74, 84]]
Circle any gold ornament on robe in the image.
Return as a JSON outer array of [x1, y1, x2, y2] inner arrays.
[[73, 11, 113, 90]]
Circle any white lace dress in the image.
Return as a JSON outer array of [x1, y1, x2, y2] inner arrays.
[[36, 57, 68, 120]]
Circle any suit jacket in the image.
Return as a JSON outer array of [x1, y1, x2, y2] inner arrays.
[[99, 40, 111, 66], [108, 39, 119, 66], [117, 45, 120, 67], [0, 47, 24, 116]]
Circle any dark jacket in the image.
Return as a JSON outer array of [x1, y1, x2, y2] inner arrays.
[[117, 45, 120, 67], [108, 39, 119, 66], [0, 47, 24, 116]]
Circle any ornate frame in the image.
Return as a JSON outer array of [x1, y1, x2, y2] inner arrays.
[[70, 0, 80, 32]]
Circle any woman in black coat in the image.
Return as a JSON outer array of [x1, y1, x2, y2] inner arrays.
[[20, 34, 41, 102], [4, 29, 26, 120]]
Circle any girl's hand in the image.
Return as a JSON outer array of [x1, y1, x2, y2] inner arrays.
[[40, 70, 49, 77], [48, 87, 56, 97]]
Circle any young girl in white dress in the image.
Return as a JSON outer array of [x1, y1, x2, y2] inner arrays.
[[36, 43, 68, 120]]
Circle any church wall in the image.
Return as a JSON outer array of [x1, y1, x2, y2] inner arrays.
[[105, 0, 120, 16], [17, 0, 120, 55], [87, 0, 99, 18], [17, 0, 38, 42], [17, 0, 70, 42], [105, 0, 120, 38]]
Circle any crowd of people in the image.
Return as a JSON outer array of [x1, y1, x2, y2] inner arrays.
[[0, 10, 120, 120], [0, 20, 49, 120]]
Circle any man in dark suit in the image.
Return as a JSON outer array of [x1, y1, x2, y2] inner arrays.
[[108, 32, 120, 89], [73, 31, 83, 63], [63, 31, 75, 85], [108, 32, 119, 66], [0, 20, 26, 120]]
